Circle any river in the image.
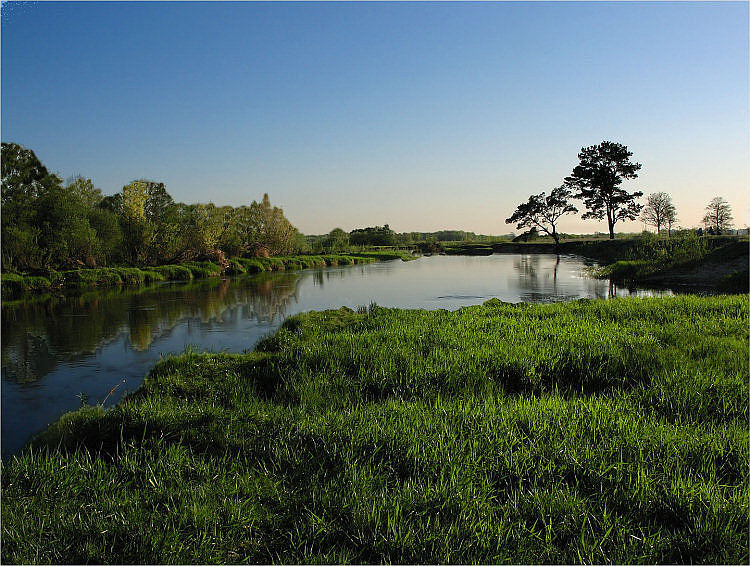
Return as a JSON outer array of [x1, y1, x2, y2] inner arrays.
[[1, 254, 673, 457]]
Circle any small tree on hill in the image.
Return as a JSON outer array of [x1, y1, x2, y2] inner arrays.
[[564, 141, 643, 239], [505, 185, 577, 248], [641, 192, 677, 236], [702, 197, 733, 235]]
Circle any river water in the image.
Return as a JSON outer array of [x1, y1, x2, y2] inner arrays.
[[1, 254, 672, 457]]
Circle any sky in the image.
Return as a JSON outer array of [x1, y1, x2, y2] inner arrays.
[[2, 1, 748, 235]]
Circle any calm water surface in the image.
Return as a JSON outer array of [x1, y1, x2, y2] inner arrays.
[[2, 254, 672, 457]]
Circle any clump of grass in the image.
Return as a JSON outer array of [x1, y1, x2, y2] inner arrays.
[[2, 295, 747, 564], [351, 251, 416, 261], [152, 264, 194, 281], [183, 261, 223, 278]]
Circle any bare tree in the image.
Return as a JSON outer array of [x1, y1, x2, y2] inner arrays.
[[641, 192, 677, 236], [702, 197, 733, 235]]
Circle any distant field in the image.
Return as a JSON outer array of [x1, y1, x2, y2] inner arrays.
[[2, 295, 747, 564]]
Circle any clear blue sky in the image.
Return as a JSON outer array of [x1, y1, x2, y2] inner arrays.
[[2, 1, 748, 234]]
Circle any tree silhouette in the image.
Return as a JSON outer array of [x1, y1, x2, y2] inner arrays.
[[565, 141, 643, 239], [505, 185, 577, 248], [702, 197, 733, 235], [641, 192, 677, 236]]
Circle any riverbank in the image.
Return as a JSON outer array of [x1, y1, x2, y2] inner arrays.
[[444, 236, 748, 291], [2, 295, 746, 564], [590, 238, 748, 290], [0, 251, 416, 299]]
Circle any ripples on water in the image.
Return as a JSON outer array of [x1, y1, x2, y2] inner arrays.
[[1, 254, 673, 456]]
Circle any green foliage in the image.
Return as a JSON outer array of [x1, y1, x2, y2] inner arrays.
[[589, 234, 747, 285], [323, 228, 350, 252], [152, 265, 194, 281], [349, 251, 416, 262], [1, 143, 305, 271], [1, 142, 52, 205], [183, 261, 223, 279], [2, 296, 747, 564], [226, 259, 247, 275], [349, 224, 397, 246]]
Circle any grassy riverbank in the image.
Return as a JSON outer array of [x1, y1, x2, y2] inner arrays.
[[1, 252, 415, 299], [2, 295, 747, 564], [444, 235, 748, 291], [586, 236, 748, 290]]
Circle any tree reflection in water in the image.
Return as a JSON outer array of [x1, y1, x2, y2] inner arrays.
[[1, 271, 303, 383]]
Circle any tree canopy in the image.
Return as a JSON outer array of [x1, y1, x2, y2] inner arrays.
[[505, 185, 577, 246], [1, 143, 302, 272], [349, 225, 396, 246], [702, 197, 733, 235], [641, 192, 677, 236], [564, 141, 643, 239]]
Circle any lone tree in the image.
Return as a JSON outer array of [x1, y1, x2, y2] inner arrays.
[[702, 197, 733, 235], [505, 185, 577, 248], [641, 192, 677, 236], [565, 141, 643, 239]]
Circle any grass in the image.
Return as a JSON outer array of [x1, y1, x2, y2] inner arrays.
[[586, 235, 748, 290], [1, 252, 416, 299], [2, 295, 747, 564]]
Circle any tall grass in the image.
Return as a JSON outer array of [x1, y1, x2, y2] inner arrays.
[[2, 295, 747, 564]]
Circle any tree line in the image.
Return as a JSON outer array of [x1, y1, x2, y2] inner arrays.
[[307, 226, 509, 253], [1, 143, 302, 272], [506, 141, 736, 245]]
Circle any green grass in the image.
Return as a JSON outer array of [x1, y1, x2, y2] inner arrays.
[[350, 251, 417, 262], [589, 236, 748, 289], [2, 295, 747, 564]]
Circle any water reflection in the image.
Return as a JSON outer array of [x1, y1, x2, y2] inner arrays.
[[2, 255, 675, 457], [2, 273, 303, 384]]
